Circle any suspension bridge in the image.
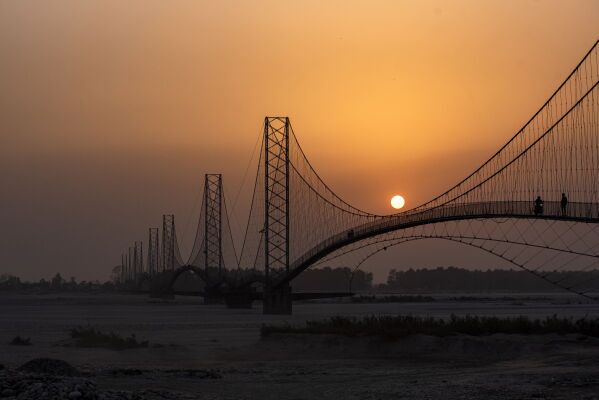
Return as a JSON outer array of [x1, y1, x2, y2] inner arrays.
[[117, 40, 599, 314]]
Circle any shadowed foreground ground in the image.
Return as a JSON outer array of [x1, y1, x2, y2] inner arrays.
[[1, 293, 599, 399]]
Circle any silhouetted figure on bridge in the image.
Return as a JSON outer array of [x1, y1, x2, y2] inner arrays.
[[534, 196, 544, 216], [561, 193, 568, 215]]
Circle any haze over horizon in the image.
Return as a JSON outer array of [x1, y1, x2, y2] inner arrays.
[[1, 1, 598, 282]]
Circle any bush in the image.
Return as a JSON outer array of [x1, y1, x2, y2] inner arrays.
[[261, 314, 599, 340], [9, 336, 31, 346], [69, 327, 149, 350]]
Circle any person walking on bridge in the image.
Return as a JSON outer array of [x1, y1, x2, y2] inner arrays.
[[534, 196, 544, 216], [561, 193, 568, 215]]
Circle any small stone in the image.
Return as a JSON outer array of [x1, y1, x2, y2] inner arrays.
[[68, 390, 82, 399]]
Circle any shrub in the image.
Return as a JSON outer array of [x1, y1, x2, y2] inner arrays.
[[9, 336, 31, 346], [261, 314, 599, 340], [69, 327, 149, 350]]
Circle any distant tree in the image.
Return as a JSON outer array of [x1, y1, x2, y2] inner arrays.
[[67, 276, 77, 290], [51, 273, 65, 289], [0, 274, 21, 290], [110, 266, 123, 284]]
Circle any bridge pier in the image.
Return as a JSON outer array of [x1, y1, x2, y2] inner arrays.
[[224, 289, 255, 309], [148, 273, 175, 298], [203, 286, 224, 304], [263, 285, 292, 315]]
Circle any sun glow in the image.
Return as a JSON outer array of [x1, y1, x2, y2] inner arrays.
[[390, 195, 406, 210]]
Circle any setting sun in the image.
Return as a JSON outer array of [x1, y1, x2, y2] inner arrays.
[[390, 195, 406, 210]]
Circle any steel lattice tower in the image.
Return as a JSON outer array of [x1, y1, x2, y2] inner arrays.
[[147, 228, 159, 275], [264, 117, 290, 283], [263, 117, 292, 314], [121, 253, 127, 283], [162, 214, 176, 271], [134, 241, 143, 277], [204, 174, 223, 276], [128, 246, 134, 281]]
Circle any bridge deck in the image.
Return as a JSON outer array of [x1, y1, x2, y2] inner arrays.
[[278, 201, 599, 288]]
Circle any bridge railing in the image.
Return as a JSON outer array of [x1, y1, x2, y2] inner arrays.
[[284, 200, 599, 285], [354, 200, 599, 238]]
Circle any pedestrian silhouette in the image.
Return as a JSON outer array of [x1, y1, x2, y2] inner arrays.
[[534, 196, 544, 215], [561, 193, 568, 215]]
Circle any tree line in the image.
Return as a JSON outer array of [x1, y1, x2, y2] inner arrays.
[[5, 266, 598, 293], [0, 273, 115, 292], [383, 267, 599, 292]]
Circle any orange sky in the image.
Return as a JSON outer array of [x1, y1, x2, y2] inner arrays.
[[1, 1, 598, 281]]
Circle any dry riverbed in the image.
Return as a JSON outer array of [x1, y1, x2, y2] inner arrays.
[[1, 293, 599, 399]]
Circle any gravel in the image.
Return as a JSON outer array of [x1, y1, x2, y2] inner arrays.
[[0, 369, 101, 399], [1, 359, 220, 399]]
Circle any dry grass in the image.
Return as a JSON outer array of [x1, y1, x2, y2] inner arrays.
[[261, 314, 599, 340]]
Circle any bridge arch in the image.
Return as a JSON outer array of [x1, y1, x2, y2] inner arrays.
[[344, 235, 598, 300], [165, 265, 213, 292]]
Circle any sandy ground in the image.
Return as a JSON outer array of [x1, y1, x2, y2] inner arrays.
[[1, 293, 599, 399]]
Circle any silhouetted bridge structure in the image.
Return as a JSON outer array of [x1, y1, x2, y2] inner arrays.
[[118, 39, 599, 313]]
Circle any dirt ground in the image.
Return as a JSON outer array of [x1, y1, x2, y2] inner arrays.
[[1, 293, 599, 399]]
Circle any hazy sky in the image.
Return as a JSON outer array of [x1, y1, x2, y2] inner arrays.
[[1, 1, 598, 282]]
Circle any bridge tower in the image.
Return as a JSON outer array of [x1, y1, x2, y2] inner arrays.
[[147, 228, 159, 276], [263, 116, 292, 314], [162, 214, 176, 271], [121, 253, 127, 283], [204, 174, 223, 276], [128, 246, 134, 281], [203, 174, 224, 303], [134, 241, 143, 278]]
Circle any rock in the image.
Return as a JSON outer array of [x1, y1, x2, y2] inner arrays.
[[17, 358, 79, 376], [68, 390, 82, 399], [1, 388, 15, 397]]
